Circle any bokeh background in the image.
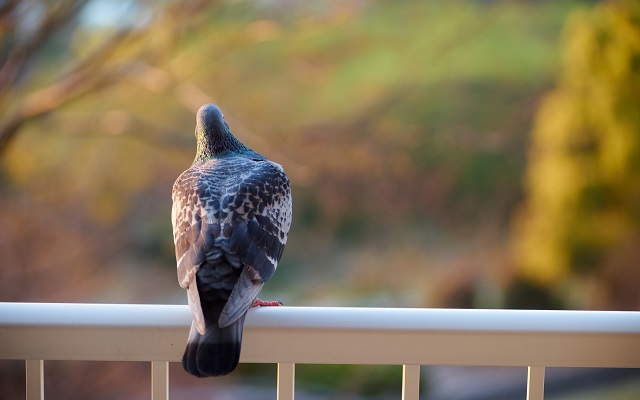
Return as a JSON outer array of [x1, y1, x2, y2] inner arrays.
[[1, 0, 639, 398]]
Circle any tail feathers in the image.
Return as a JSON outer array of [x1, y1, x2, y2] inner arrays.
[[182, 313, 246, 377]]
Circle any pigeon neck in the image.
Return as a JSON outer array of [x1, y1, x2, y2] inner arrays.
[[194, 126, 252, 162]]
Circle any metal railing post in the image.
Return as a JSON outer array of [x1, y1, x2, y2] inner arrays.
[[151, 361, 169, 400], [402, 364, 420, 400], [25, 359, 44, 400], [527, 366, 545, 400], [277, 362, 295, 400]]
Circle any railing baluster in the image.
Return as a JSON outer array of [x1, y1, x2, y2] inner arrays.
[[151, 361, 169, 400], [25, 359, 44, 400], [277, 363, 295, 400], [402, 364, 420, 400], [526, 366, 545, 400]]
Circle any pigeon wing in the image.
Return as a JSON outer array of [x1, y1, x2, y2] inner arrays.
[[172, 168, 212, 335], [219, 160, 292, 327]]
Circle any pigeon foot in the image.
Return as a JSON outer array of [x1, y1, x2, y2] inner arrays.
[[252, 298, 283, 307]]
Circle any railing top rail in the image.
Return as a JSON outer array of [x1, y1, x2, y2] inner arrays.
[[1, 303, 639, 368], [1, 302, 639, 333]]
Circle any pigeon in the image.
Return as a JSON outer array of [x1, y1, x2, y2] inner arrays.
[[171, 104, 292, 377]]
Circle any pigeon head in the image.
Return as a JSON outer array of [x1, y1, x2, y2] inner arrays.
[[194, 104, 262, 161]]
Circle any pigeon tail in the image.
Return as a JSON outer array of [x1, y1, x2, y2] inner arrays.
[[182, 300, 245, 377]]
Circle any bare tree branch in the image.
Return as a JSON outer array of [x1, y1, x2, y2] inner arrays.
[[0, 1, 88, 98], [0, 59, 144, 152], [0, 0, 217, 155]]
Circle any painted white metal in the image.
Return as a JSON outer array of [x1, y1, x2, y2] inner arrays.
[[277, 362, 295, 400], [2, 304, 640, 400], [25, 359, 43, 400], [151, 361, 169, 400], [527, 366, 545, 400], [1, 303, 639, 368], [0, 303, 189, 362], [402, 364, 420, 400]]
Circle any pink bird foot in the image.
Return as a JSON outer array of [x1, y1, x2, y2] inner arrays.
[[252, 298, 283, 307]]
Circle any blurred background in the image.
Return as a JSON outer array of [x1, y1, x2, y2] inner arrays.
[[1, 0, 639, 398]]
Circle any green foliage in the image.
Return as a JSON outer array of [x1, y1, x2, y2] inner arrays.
[[295, 364, 403, 398], [511, 0, 640, 309]]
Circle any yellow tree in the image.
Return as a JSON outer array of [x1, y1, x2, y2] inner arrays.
[[511, 0, 640, 309]]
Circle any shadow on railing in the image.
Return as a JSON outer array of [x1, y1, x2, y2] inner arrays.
[[1, 303, 639, 400]]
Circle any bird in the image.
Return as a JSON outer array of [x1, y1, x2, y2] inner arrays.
[[171, 104, 292, 377]]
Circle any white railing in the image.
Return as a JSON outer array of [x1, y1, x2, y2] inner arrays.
[[1, 303, 639, 400]]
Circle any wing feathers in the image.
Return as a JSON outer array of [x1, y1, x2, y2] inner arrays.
[[219, 265, 264, 328], [188, 283, 206, 334]]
